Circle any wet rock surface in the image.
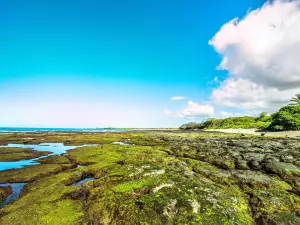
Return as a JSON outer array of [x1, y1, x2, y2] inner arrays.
[[0, 131, 299, 224], [0, 186, 12, 204], [0, 147, 51, 162]]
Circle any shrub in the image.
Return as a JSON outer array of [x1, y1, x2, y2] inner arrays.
[[179, 122, 199, 130], [269, 105, 300, 131], [179, 114, 272, 130], [199, 116, 271, 129]]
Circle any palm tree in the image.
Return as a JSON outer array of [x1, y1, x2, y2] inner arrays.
[[290, 94, 300, 105]]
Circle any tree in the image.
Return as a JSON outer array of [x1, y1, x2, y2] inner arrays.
[[269, 105, 300, 131], [179, 122, 198, 130], [258, 112, 267, 119], [290, 94, 300, 105]]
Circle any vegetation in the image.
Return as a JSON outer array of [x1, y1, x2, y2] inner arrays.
[[269, 105, 300, 131], [180, 114, 271, 130], [180, 96, 300, 131], [0, 147, 51, 162], [1, 131, 300, 224], [0, 186, 12, 204], [290, 94, 300, 105], [0, 164, 73, 183]]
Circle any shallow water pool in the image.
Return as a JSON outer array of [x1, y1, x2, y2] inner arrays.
[[0, 183, 27, 207], [71, 177, 95, 186], [0, 143, 87, 171]]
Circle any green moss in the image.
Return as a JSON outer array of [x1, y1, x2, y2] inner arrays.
[[0, 164, 73, 182], [0, 199, 84, 225], [233, 170, 292, 190], [261, 212, 300, 225], [0, 147, 51, 161], [265, 162, 300, 178], [112, 178, 158, 193], [0, 169, 89, 224], [250, 189, 300, 218], [0, 131, 299, 224], [37, 155, 71, 164]]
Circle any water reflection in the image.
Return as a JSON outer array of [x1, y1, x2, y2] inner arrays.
[[0, 143, 87, 171]]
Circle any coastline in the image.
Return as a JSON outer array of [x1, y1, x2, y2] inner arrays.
[[205, 128, 300, 138], [0, 130, 300, 223]]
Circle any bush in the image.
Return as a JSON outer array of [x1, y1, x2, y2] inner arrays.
[[178, 105, 300, 131], [179, 115, 272, 130], [179, 122, 199, 130], [197, 116, 271, 129], [269, 105, 300, 131]]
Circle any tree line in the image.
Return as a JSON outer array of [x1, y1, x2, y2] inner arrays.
[[180, 95, 300, 131]]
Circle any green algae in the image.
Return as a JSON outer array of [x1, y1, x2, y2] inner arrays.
[[0, 131, 300, 224], [0, 169, 89, 224], [265, 161, 300, 177], [37, 155, 71, 164], [249, 189, 300, 218], [0, 199, 84, 225], [112, 178, 158, 193], [261, 212, 300, 225], [0, 147, 51, 162], [0, 164, 73, 182]]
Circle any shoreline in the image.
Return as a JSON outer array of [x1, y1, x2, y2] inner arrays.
[[205, 128, 300, 138]]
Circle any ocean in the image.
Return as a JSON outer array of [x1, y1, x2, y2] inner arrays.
[[0, 127, 129, 133]]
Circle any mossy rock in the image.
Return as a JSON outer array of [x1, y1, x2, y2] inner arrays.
[[0, 164, 73, 182], [0, 186, 12, 203], [1, 132, 300, 224], [265, 162, 300, 178], [0, 147, 51, 161], [258, 212, 300, 225], [250, 189, 300, 218], [37, 155, 71, 164], [233, 170, 292, 190]]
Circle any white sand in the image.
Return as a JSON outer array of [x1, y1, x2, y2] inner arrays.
[[206, 129, 300, 138]]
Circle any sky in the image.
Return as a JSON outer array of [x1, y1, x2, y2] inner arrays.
[[1, 0, 299, 128]]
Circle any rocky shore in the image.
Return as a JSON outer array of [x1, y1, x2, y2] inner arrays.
[[0, 131, 299, 224], [206, 128, 300, 138], [0, 186, 12, 204], [0, 147, 51, 162]]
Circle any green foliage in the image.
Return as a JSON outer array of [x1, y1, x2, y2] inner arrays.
[[269, 105, 300, 131], [179, 102, 300, 131], [290, 94, 300, 105], [179, 122, 199, 130], [192, 115, 271, 130]]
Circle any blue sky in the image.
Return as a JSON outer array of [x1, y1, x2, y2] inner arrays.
[[0, 0, 270, 128]]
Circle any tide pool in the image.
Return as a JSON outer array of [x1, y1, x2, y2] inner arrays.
[[0, 183, 27, 207], [0, 143, 86, 171]]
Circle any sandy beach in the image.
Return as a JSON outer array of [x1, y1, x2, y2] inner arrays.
[[206, 128, 300, 138]]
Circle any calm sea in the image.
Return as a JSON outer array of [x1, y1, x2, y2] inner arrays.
[[0, 127, 130, 133]]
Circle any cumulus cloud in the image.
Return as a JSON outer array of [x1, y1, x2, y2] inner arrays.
[[216, 111, 250, 118], [179, 101, 214, 118], [209, 0, 300, 112], [171, 96, 186, 101]]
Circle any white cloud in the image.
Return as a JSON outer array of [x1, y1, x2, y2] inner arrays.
[[209, 0, 300, 113], [218, 111, 235, 118], [171, 96, 186, 101], [216, 111, 250, 118], [179, 101, 214, 118], [164, 109, 173, 116]]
